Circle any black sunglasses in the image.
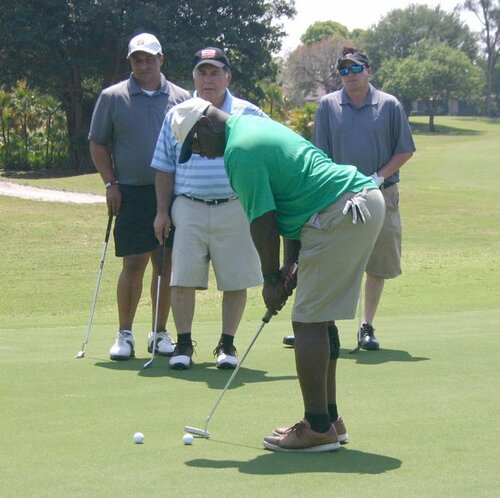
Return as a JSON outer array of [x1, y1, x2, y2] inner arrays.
[[339, 65, 364, 76]]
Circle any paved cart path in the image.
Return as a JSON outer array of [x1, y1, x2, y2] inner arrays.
[[0, 180, 105, 204]]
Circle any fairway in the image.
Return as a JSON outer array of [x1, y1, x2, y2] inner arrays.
[[1, 116, 499, 497]]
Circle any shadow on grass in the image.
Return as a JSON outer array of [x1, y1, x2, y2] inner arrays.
[[339, 348, 429, 365], [93, 358, 296, 389], [185, 446, 402, 475], [280, 346, 429, 365], [410, 121, 482, 136]]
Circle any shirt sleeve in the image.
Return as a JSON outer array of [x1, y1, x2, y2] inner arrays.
[[226, 149, 276, 223], [88, 92, 113, 144], [392, 101, 416, 154], [312, 99, 333, 157], [150, 112, 178, 173]]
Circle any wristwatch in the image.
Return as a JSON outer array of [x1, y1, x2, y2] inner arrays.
[[105, 180, 119, 189]]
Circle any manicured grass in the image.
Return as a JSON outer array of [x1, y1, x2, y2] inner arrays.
[[1, 116, 499, 497]]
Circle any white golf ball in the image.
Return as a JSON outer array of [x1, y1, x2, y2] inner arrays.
[[133, 432, 145, 444], [183, 433, 194, 445]]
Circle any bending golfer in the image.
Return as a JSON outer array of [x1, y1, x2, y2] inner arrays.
[[169, 98, 385, 452]]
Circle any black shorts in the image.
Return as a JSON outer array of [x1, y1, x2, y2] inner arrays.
[[114, 185, 174, 257]]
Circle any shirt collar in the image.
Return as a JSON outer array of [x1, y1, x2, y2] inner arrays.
[[129, 73, 169, 96], [193, 88, 232, 111], [340, 84, 378, 107]]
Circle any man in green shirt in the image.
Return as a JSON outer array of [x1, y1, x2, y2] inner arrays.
[[167, 97, 385, 452]]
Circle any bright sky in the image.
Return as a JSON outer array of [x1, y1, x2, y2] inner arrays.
[[280, 0, 482, 54]]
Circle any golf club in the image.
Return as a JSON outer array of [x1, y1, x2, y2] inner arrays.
[[143, 239, 167, 369], [75, 213, 113, 359], [184, 308, 275, 438], [349, 287, 364, 354]]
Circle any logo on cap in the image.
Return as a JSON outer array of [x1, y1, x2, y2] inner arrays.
[[201, 49, 217, 59]]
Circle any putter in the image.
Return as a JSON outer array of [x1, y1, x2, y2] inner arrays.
[[349, 289, 364, 354], [184, 308, 275, 438], [75, 213, 113, 359], [143, 240, 167, 369]]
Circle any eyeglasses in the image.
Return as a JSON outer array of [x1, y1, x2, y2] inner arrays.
[[339, 65, 364, 76]]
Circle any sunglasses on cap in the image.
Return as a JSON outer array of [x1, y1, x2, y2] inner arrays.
[[339, 64, 364, 76]]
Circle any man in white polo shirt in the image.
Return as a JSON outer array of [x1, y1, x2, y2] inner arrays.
[[151, 47, 265, 370]]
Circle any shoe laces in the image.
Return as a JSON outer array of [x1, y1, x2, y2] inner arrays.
[[156, 330, 173, 342], [174, 341, 196, 356], [117, 330, 133, 344], [361, 323, 375, 337], [283, 421, 307, 437], [213, 343, 237, 357]]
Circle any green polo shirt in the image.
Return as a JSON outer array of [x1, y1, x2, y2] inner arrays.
[[224, 115, 376, 240]]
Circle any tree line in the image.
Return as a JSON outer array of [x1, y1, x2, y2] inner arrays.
[[0, 0, 498, 171]]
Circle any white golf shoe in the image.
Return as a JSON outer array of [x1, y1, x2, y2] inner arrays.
[[148, 330, 175, 356], [109, 330, 135, 360]]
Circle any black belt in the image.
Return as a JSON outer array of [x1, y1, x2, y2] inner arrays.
[[381, 180, 397, 190], [182, 194, 236, 206]]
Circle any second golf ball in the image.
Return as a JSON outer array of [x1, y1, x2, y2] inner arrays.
[[183, 433, 194, 445], [133, 432, 145, 444]]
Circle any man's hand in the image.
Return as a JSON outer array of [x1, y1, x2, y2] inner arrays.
[[262, 280, 288, 313], [106, 185, 121, 217], [154, 212, 171, 244], [280, 261, 298, 296], [370, 173, 384, 187]]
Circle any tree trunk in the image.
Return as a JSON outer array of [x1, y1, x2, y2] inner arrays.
[[428, 104, 436, 132], [61, 65, 93, 171]]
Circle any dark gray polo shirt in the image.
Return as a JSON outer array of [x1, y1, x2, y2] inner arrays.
[[89, 74, 190, 186], [313, 84, 415, 183]]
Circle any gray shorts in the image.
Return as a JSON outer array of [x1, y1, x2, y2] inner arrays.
[[292, 189, 385, 323], [366, 184, 402, 278], [170, 195, 262, 291]]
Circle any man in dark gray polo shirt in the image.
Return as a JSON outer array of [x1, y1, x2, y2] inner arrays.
[[88, 33, 190, 360], [311, 46, 415, 352]]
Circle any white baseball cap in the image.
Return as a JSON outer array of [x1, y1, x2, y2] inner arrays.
[[127, 33, 162, 58], [170, 98, 211, 163]]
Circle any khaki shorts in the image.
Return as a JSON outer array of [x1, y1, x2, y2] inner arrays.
[[292, 189, 385, 323], [366, 184, 402, 278], [170, 195, 262, 291]]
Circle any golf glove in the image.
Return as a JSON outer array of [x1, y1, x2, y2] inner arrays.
[[370, 173, 384, 187], [342, 192, 371, 224]]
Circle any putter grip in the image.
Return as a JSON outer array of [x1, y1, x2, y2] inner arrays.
[[262, 309, 274, 323], [157, 238, 167, 277]]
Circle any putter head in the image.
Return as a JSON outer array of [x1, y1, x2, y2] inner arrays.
[[348, 344, 361, 354], [75, 351, 85, 359], [184, 425, 210, 438], [143, 359, 153, 369]]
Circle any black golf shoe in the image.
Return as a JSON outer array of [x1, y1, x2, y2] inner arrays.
[[360, 323, 380, 350]]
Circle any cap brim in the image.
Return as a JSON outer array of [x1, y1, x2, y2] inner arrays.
[[193, 60, 226, 71], [337, 56, 368, 69], [179, 133, 194, 164], [127, 48, 161, 58]]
